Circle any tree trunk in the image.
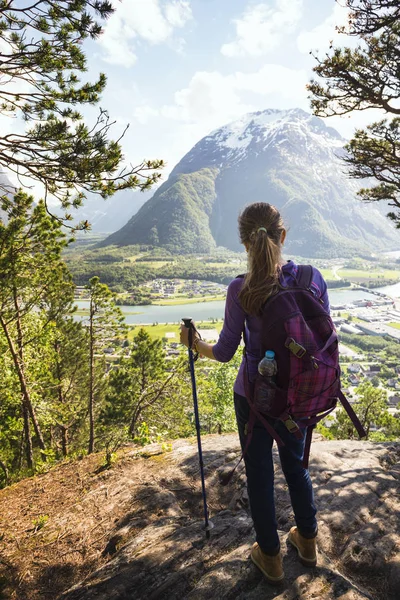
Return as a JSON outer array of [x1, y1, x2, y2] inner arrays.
[[22, 398, 34, 469], [88, 297, 95, 454], [0, 315, 46, 464], [60, 425, 68, 458], [54, 341, 69, 457], [13, 294, 47, 457], [0, 459, 9, 485], [49, 424, 54, 448], [17, 427, 25, 470], [129, 408, 141, 439]]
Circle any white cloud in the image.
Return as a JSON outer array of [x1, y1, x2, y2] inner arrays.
[[221, 0, 304, 58], [297, 3, 352, 54], [98, 0, 192, 67], [164, 65, 308, 126], [132, 64, 307, 136], [126, 64, 309, 173], [165, 0, 192, 27], [133, 105, 160, 125]]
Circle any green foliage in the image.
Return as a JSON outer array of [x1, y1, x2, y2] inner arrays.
[[85, 276, 127, 454], [309, 1, 400, 225], [326, 280, 351, 288], [32, 515, 49, 531], [0, 191, 78, 470], [328, 381, 398, 440], [133, 422, 166, 446], [199, 351, 242, 434], [371, 376, 380, 388], [338, 332, 400, 359], [102, 168, 219, 253], [0, 1, 163, 227], [316, 422, 335, 440], [103, 328, 183, 438]]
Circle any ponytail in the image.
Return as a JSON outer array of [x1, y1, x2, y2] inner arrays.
[[238, 203, 285, 315]]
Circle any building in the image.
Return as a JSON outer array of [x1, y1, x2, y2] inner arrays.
[[332, 317, 346, 326], [340, 324, 364, 335], [387, 379, 398, 388], [357, 322, 400, 342], [348, 363, 362, 373], [388, 395, 400, 407]]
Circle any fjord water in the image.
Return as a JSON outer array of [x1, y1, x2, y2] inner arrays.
[[75, 286, 391, 325]]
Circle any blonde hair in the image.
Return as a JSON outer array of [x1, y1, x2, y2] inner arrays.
[[238, 202, 285, 315]]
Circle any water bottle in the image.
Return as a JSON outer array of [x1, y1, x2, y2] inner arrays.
[[255, 350, 277, 412], [258, 350, 277, 378]]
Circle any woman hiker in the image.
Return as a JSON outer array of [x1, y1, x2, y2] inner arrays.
[[180, 202, 330, 584]]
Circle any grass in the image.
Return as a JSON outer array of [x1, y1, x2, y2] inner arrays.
[[128, 320, 224, 341], [319, 269, 335, 279], [75, 308, 143, 316], [388, 322, 400, 330], [154, 295, 225, 306], [338, 269, 400, 281], [135, 260, 176, 268]]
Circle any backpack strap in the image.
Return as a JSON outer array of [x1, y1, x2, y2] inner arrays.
[[302, 425, 315, 469], [296, 265, 313, 290], [338, 391, 367, 438]]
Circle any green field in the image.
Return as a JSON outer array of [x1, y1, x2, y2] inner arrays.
[[388, 322, 400, 330], [128, 320, 224, 341], [155, 295, 226, 306], [338, 269, 400, 281], [319, 269, 335, 279], [75, 308, 142, 316]]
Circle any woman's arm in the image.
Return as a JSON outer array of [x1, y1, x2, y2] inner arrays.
[[180, 278, 246, 362], [179, 326, 216, 360]]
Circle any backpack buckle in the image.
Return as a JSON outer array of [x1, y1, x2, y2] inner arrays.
[[284, 417, 300, 434], [285, 338, 307, 358]]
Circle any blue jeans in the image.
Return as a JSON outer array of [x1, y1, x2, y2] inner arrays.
[[234, 392, 317, 555]]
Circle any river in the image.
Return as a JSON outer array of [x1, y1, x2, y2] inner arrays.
[[75, 285, 396, 326]]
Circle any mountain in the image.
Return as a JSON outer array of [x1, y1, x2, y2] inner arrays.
[[0, 170, 18, 221], [51, 188, 153, 233], [100, 109, 400, 256]]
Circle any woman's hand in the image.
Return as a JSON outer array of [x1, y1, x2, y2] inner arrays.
[[180, 323, 199, 349]]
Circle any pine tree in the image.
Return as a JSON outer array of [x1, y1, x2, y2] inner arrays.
[[104, 328, 181, 439], [0, 329, 20, 486], [85, 276, 126, 453], [308, 1, 400, 225], [0, 191, 73, 468], [40, 292, 89, 459], [0, 1, 163, 226]]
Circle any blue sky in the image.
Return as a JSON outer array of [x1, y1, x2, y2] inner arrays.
[[51, 2, 389, 180]]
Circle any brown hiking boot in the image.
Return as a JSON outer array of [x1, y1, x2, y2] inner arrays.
[[250, 542, 284, 584], [288, 526, 317, 567]]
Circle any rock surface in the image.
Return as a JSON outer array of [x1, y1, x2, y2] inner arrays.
[[56, 436, 400, 600]]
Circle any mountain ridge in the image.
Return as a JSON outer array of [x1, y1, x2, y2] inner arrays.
[[100, 109, 399, 256]]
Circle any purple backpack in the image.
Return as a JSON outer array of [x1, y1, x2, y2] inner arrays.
[[242, 266, 366, 468]]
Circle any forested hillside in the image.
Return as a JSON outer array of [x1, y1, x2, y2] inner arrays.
[[102, 109, 400, 257]]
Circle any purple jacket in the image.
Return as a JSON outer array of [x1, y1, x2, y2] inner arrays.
[[212, 261, 330, 397]]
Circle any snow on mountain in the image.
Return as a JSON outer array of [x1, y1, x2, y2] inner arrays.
[[179, 108, 344, 171], [102, 108, 400, 257]]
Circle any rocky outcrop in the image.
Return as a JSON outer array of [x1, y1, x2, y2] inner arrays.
[[57, 436, 400, 600]]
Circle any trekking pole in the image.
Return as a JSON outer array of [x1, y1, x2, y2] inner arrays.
[[182, 317, 213, 540]]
